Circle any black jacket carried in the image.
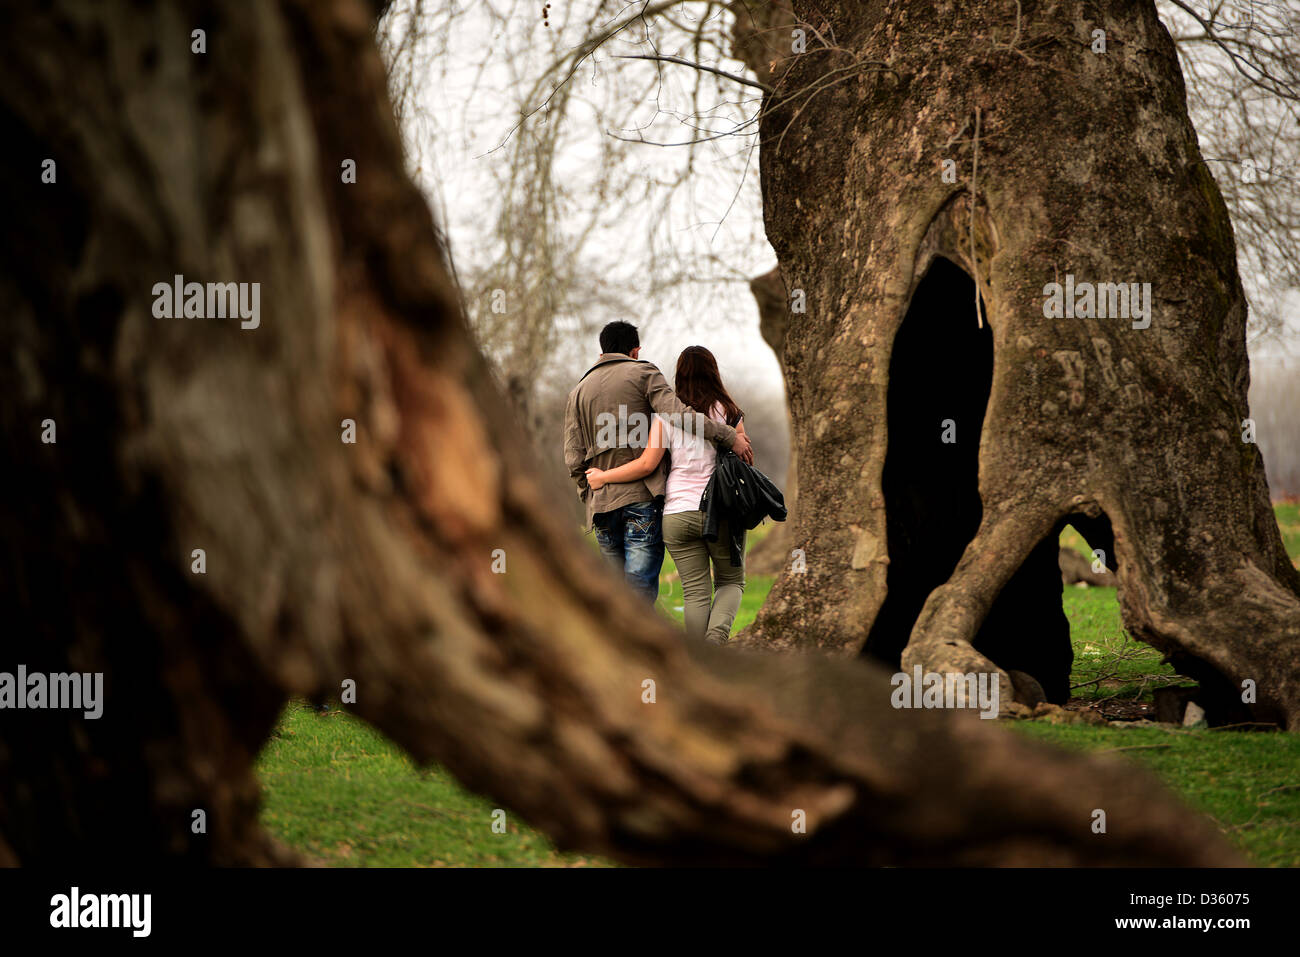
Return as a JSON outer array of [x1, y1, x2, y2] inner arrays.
[[700, 450, 787, 566]]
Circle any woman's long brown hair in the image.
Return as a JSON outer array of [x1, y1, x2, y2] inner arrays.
[[674, 345, 743, 425]]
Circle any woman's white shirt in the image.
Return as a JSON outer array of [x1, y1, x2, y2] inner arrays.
[[659, 403, 728, 515]]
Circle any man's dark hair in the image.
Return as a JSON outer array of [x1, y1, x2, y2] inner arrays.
[[599, 320, 640, 356]]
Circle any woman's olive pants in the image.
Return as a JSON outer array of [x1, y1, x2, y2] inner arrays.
[[662, 510, 745, 644]]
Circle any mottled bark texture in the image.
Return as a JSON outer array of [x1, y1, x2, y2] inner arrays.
[[0, 0, 1246, 866], [743, 267, 799, 577], [746, 0, 1300, 729]]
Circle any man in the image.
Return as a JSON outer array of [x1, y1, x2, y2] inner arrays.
[[564, 321, 754, 603]]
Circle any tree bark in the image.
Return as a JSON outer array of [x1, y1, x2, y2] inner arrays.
[[741, 267, 800, 577], [747, 0, 1300, 729], [0, 0, 1247, 865]]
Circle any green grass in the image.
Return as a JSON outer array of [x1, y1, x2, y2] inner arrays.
[[258, 505, 1300, 866], [1010, 722, 1300, 867], [1061, 586, 1184, 701], [1275, 501, 1300, 564], [1058, 522, 1096, 560], [257, 704, 604, 866]]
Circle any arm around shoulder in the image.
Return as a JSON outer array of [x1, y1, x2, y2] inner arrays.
[[642, 366, 737, 447]]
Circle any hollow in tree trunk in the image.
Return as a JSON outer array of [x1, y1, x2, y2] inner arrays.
[[745, 0, 1300, 729]]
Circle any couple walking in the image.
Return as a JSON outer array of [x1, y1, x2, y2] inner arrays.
[[564, 321, 755, 644]]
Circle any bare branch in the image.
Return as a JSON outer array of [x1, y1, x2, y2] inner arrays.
[[615, 52, 774, 92]]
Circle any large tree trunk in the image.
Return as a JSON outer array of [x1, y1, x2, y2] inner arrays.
[[746, 0, 1300, 728], [741, 267, 799, 577], [0, 0, 1247, 866]]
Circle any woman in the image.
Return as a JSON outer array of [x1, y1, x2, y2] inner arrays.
[[586, 346, 747, 644]]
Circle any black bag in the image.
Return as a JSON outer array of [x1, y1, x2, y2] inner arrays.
[[700, 450, 787, 566]]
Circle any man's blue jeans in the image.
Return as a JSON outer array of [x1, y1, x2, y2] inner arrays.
[[593, 501, 664, 604]]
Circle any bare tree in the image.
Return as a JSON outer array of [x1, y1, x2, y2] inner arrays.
[[376, 2, 778, 404], [1161, 0, 1300, 349]]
